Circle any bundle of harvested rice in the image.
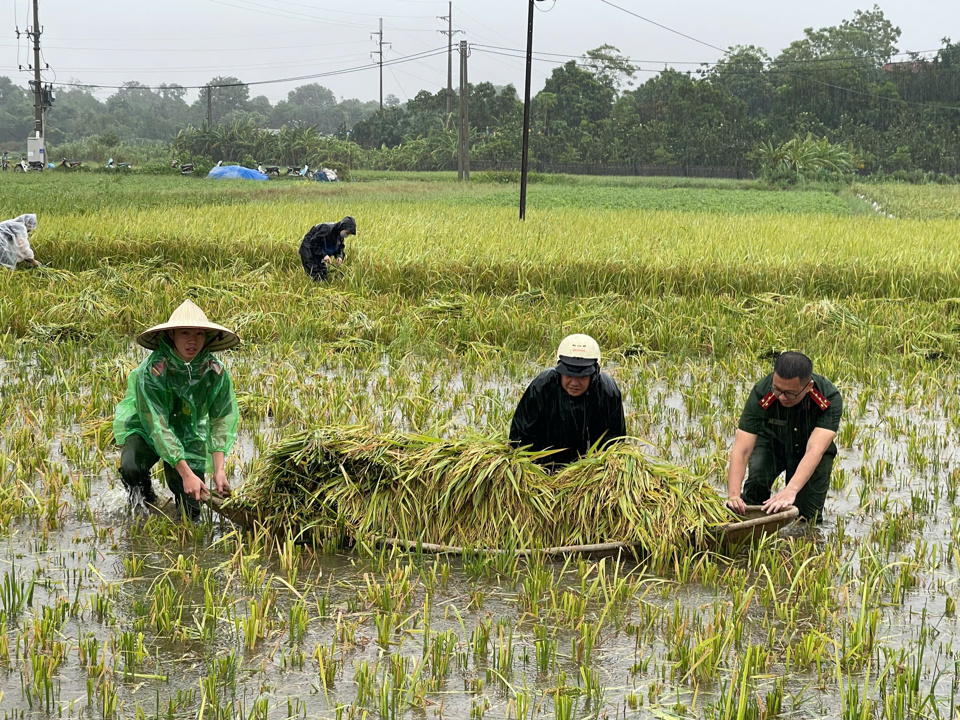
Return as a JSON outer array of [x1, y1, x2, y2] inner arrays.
[[229, 426, 728, 552], [552, 444, 730, 547]]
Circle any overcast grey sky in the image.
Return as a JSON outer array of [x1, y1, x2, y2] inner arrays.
[[3, 0, 957, 105]]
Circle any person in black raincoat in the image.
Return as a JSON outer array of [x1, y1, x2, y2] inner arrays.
[[299, 216, 357, 281], [510, 334, 626, 467]]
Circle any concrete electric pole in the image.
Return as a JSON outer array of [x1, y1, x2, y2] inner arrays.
[[371, 19, 390, 110], [24, 0, 47, 167], [520, 0, 547, 220], [438, 3, 464, 120], [458, 41, 470, 182], [30, 0, 42, 136]]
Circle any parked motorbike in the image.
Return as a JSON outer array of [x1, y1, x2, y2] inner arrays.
[[13, 156, 42, 172], [171, 159, 195, 175], [257, 162, 280, 176], [59, 157, 83, 169], [106, 158, 131, 170], [286, 163, 313, 178]]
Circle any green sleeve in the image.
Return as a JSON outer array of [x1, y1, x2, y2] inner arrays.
[[815, 384, 843, 432], [737, 383, 764, 436], [207, 370, 239, 455], [135, 368, 187, 466]]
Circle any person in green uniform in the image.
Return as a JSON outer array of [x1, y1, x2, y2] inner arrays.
[[113, 300, 240, 519], [725, 351, 842, 522]]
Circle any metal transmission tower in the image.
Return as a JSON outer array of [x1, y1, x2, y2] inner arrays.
[[437, 2, 464, 119], [371, 19, 391, 110]]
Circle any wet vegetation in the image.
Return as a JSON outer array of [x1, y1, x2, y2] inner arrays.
[[0, 173, 957, 718]]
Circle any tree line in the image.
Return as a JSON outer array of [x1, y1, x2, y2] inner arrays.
[[1, 7, 959, 179]]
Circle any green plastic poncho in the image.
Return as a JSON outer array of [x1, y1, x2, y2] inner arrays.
[[113, 335, 239, 472]]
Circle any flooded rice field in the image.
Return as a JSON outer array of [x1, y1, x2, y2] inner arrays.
[[3, 176, 960, 719], [1, 348, 957, 720]]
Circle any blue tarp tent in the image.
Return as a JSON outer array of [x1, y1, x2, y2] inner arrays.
[[207, 165, 269, 181]]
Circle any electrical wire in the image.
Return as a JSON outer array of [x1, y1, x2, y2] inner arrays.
[[470, 45, 960, 112], [51, 47, 447, 91], [596, 0, 960, 113], [216, 0, 436, 19], [470, 43, 945, 71], [598, 0, 725, 54], [15, 39, 367, 53], [43, 53, 376, 74], [204, 0, 381, 30]]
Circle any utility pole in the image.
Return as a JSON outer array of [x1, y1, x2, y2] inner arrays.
[[206, 85, 213, 126], [30, 0, 42, 136], [438, 3, 463, 120], [23, 0, 49, 167], [520, 0, 546, 220], [458, 40, 470, 182], [371, 19, 390, 110]]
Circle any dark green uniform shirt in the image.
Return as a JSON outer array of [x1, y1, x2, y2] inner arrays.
[[737, 373, 843, 460]]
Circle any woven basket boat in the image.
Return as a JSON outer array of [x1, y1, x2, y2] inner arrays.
[[164, 498, 799, 558], [709, 505, 800, 549]]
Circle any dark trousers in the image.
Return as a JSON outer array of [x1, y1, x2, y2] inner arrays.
[[740, 437, 834, 522], [299, 245, 330, 281], [301, 256, 328, 281], [119, 433, 203, 520]]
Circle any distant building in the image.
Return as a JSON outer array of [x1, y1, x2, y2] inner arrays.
[[881, 61, 929, 73]]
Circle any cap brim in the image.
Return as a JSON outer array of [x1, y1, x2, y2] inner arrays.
[[556, 360, 597, 377]]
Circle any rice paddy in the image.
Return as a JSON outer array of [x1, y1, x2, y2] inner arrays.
[[0, 172, 958, 719]]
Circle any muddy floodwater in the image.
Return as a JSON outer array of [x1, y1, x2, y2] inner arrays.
[[0, 354, 957, 720]]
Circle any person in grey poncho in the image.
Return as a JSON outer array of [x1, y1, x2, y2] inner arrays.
[[0, 214, 40, 269]]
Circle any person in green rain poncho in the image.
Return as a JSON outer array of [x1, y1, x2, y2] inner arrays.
[[113, 300, 240, 519]]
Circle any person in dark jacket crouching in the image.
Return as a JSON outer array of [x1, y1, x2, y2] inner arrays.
[[509, 334, 626, 468], [299, 216, 357, 281]]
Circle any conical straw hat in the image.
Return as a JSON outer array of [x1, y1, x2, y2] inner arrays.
[[137, 299, 240, 352]]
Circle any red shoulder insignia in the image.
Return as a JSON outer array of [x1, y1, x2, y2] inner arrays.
[[207, 359, 224, 376], [759, 391, 777, 409], [150, 360, 167, 377], [809, 388, 830, 410]]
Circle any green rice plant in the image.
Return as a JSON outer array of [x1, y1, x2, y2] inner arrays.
[[378, 675, 402, 720], [287, 598, 309, 645], [375, 610, 401, 650], [471, 617, 492, 663], [492, 624, 514, 677], [240, 591, 275, 651], [114, 630, 147, 679], [354, 660, 377, 707], [429, 629, 457, 680], [313, 638, 339, 690], [0, 561, 35, 618]]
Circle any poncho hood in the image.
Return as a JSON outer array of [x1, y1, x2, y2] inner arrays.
[[13, 214, 37, 232]]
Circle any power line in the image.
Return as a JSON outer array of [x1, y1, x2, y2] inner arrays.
[[31, 51, 376, 74], [1, 39, 366, 53], [597, 0, 724, 54], [593, 1, 960, 113], [210, 0, 436, 20], [469, 46, 960, 113], [470, 43, 945, 71], [51, 47, 447, 92]]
